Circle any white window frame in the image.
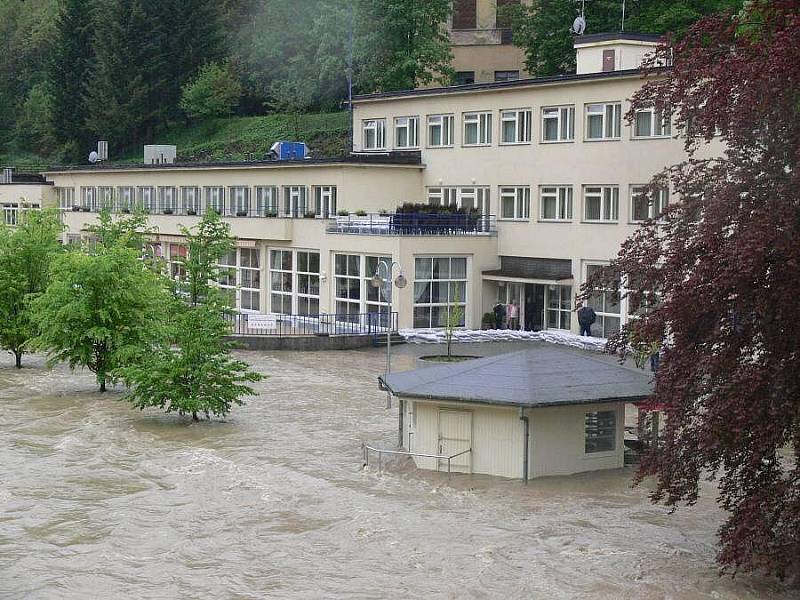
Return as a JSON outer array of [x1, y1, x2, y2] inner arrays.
[[269, 248, 294, 315], [230, 186, 250, 216], [3, 203, 18, 226], [427, 187, 458, 207], [394, 116, 419, 149], [238, 248, 261, 312], [462, 111, 492, 146], [255, 186, 278, 216], [541, 105, 575, 142], [585, 102, 621, 140], [412, 256, 468, 329], [585, 262, 622, 338], [283, 185, 308, 217], [499, 186, 530, 221], [500, 108, 532, 145], [205, 186, 224, 214], [539, 186, 573, 222], [313, 186, 337, 218], [630, 185, 669, 222], [427, 114, 454, 147], [457, 186, 490, 214], [362, 118, 386, 151], [137, 186, 154, 212], [295, 250, 321, 315], [545, 284, 573, 330], [583, 186, 619, 223], [56, 187, 75, 210], [181, 186, 200, 215], [98, 186, 114, 211], [158, 186, 177, 214], [585, 410, 617, 453], [632, 106, 672, 139], [81, 186, 97, 211], [116, 187, 133, 212]]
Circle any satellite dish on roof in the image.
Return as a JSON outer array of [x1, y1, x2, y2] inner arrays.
[[88, 150, 99, 164], [572, 15, 586, 35]]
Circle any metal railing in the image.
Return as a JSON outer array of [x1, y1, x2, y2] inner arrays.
[[225, 311, 398, 337], [362, 444, 472, 478], [328, 212, 496, 236]]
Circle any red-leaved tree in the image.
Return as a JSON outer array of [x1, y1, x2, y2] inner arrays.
[[584, 0, 800, 578]]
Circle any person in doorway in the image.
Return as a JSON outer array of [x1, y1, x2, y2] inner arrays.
[[507, 300, 520, 330], [492, 302, 505, 329], [524, 298, 534, 331], [576, 301, 596, 337]]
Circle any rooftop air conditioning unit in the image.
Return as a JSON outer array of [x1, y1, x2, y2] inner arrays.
[[268, 141, 309, 161]]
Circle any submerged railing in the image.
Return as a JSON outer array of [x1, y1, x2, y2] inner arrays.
[[225, 311, 398, 337], [362, 443, 472, 478], [328, 213, 496, 236]]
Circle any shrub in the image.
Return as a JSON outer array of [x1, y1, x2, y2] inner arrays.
[[180, 62, 242, 120]]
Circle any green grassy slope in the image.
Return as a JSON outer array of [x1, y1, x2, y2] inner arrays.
[[0, 112, 351, 168]]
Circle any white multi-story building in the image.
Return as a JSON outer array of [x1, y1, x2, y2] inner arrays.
[[40, 34, 717, 336]]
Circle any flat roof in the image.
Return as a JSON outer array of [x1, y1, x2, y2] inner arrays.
[[380, 346, 653, 408], [352, 68, 653, 103], [42, 152, 423, 175], [573, 32, 663, 46]]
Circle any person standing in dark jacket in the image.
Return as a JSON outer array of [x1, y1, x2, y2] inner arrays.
[[492, 302, 506, 329], [576, 301, 596, 336]]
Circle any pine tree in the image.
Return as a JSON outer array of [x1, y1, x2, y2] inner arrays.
[[50, 0, 95, 160]]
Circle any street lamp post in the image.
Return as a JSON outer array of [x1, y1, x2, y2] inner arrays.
[[370, 261, 407, 425]]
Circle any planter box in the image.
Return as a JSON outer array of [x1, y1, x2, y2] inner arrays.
[[186, 210, 197, 216], [236, 211, 248, 217]]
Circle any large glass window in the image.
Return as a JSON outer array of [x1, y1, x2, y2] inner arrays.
[[296, 251, 320, 315], [216, 250, 238, 307], [270, 249, 293, 314], [81, 186, 97, 211], [136, 186, 154, 212], [585, 410, 616, 453], [158, 186, 177, 214], [500, 108, 531, 144], [231, 186, 250, 216], [539, 186, 573, 221], [334, 253, 361, 318], [239, 248, 261, 311], [427, 114, 454, 147], [98, 187, 114, 211], [583, 186, 619, 222], [458, 187, 490, 214], [541, 105, 575, 142], [283, 186, 308, 217], [586, 264, 621, 337], [313, 186, 337, 218], [585, 102, 621, 140], [413, 257, 467, 328], [427, 187, 458, 207], [116, 187, 133, 212], [633, 107, 671, 138], [205, 186, 224, 214], [463, 111, 492, 146], [3, 204, 18, 226], [56, 187, 75, 210], [499, 186, 530, 220], [546, 285, 573, 330], [394, 116, 419, 148], [362, 118, 386, 150], [181, 186, 200, 215], [256, 186, 278, 216], [630, 186, 669, 222]]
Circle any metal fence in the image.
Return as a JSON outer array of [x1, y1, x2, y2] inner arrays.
[[225, 311, 398, 337], [362, 444, 472, 478], [328, 212, 497, 236]]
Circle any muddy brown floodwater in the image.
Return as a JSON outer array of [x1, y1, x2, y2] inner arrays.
[[0, 344, 794, 599]]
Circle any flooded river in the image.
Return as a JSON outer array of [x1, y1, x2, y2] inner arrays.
[[0, 345, 793, 599]]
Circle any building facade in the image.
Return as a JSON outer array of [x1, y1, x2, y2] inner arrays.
[[41, 34, 717, 336]]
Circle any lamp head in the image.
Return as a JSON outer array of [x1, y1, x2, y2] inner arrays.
[[394, 273, 408, 289], [370, 272, 383, 288]]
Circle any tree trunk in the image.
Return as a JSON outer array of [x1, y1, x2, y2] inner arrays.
[[99, 375, 106, 393], [192, 411, 199, 422], [14, 351, 22, 369]]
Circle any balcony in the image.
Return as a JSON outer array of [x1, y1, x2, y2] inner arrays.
[[326, 212, 496, 236]]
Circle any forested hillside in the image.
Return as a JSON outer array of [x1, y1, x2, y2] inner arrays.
[[0, 0, 741, 165]]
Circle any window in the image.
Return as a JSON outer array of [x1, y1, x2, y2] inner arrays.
[[362, 119, 386, 150], [365, 255, 392, 327], [296, 250, 320, 315], [239, 248, 261, 311], [494, 70, 519, 82], [256, 186, 278, 216], [314, 186, 337, 218], [136, 187, 154, 212], [633, 107, 671, 138], [458, 187, 490, 214], [586, 263, 621, 337], [334, 253, 362, 318], [454, 71, 475, 85], [500, 109, 531, 144], [283, 186, 308, 217], [413, 257, 467, 328], [546, 284, 573, 330], [583, 186, 619, 222], [452, 0, 476, 29], [3, 204, 18, 226], [81, 187, 97, 211], [463, 112, 492, 146], [98, 187, 114, 210], [585, 102, 621, 140], [215, 250, 238, 307], [499, 186, 530, 220], [181, 186, 200, 215], [158, 186, 177, 214], [230, 186, 250, 216], [169, 243, 187, 281], [539, 186, 573, 221], [427, 187, 458, 207], [56, 187, 75, 210], [205, 187, 224, 214], [117, 187, 133, 212], [394, 116, 419, 148], [630, 186, 669, 222], [270, 249, 293, 314], [427, 114, 454, 147], [541, 105, 575, 142], [585, 410, 616, 453]]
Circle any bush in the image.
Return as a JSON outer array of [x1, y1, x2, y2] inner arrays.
[[179, 62, 242, 120]]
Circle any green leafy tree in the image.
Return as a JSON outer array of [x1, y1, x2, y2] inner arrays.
[[84, 208, 156, 252], [32, 244, 168, 392], [12, 82, 57, 156], [180, 61, 242, 120], [0, 209, 63, 368], [178, 210, 235, 306], [115, 300, 262, 421]]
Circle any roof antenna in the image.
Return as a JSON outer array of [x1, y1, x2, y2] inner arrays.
[[621, 0, 626, 32]]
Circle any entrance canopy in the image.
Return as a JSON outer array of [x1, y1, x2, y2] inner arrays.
[[380, 346, 653, 408], [482, 256, 573, 284]]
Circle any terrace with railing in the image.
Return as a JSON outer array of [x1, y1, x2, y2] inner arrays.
[[327, 211, 496, 236], [226, 311, 398, 337]]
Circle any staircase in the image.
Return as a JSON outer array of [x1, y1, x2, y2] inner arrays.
[[372, 333, 406, 347]]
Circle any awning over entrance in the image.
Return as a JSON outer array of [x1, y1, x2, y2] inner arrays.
[[482, 256, 573, 283]]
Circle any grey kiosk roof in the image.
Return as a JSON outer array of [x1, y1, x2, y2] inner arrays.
[[380, 346, 653, 408]]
